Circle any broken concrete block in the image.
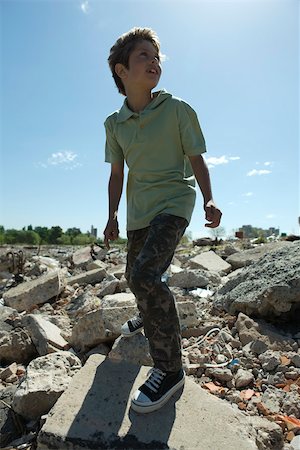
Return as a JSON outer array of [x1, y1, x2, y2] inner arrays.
[[169, 269, 209, 288], [37, 354, 261, 450], [177, 301, 199, 328], [12, 351, 81, 420], [3, 271, 64, 312], [190, 250, 232, 274], [21, 314, 69, 356], [70, 306, 137, 351], [72, 246, 107, 269], [66, 268, 107, 286], [101, 292, 136, 308], [109, 333, 153, 366], [0, 328, 37, 364]]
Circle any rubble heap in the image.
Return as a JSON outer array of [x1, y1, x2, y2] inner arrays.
[[0, 240, 299, 450]]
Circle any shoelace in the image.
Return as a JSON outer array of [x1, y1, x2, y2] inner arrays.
[[131, 315, 143, 328], [145, 368, 166, 393]]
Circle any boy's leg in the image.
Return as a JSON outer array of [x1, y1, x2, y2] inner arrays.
[[122, 227, 149, 336], [127, 213, 188, 372]]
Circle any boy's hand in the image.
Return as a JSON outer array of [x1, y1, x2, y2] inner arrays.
[[204, 200, 222, 228], [103, 218, 119, 249]]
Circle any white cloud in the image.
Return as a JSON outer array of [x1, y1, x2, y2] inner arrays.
[[243, 192, 253, 197], [81, 1, 90, 14], [205, 155, 240, 169], [266, 214, 276, 219], [264, 161, 272, 166], [247, 169, 271, 176], [47, 151, 77, 165], [37, 151, 82, 170]]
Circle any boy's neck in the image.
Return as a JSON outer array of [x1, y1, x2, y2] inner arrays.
[[125, 88, 155, 113]]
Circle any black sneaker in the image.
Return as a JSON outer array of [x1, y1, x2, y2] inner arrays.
[[121, 314, 144, 337], [131, 367, 185, 413]]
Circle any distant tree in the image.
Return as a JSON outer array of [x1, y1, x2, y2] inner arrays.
[[0, 226, 4, 245], [34, 226, 49, 244], [57, 234, 72, 245], [22, 230, 40, 245], [27, 225, 33, 231], [66, 227, 81, 237], [4, 229, 20, 244], [65, 227, 81, 244], [73, 234, 94, 245], [48, 226, 63, 244]]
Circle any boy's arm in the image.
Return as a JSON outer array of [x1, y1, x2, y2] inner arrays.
[[103, 161, 124, 248], [188, 154, 222, 228]]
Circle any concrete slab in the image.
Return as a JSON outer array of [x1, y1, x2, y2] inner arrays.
[[37, 354, 258, 450]]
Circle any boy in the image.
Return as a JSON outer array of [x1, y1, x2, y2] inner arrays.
[[103, 27, 222, 414]]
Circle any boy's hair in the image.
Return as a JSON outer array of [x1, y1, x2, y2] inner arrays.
[[108, 27, 161, 96]]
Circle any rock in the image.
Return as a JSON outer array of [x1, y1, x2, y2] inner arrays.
[[291, 435, 300, 450], [261, 387, 284, 414], [249, 415, 284, 450], [0, 327, 37, 364], [70, 306, 137, 351], [259, 350, 281, 371], [0, 305, 20, 327], [64, 291, 101, 320], [281, 389, 300, 417], [291, 354, 300, 368], [107, 264, 126, 279], [97, 274, 119, 297], [108, 333, 153, 366], [72, 246, 107, 269], [21, 314, 70, 355], [168, 269, 209, 288], [205, 367, 233, 382], [32, 256, 60, 272], [250, 340, 268, 355], [193, 237, 214, 246], [12, 351, 81, 420], [177, 301, 199, 328], [190, 250, 232, 274], [3, 271, 64, 312], [101, 292, 136, 308], [0, 385, 21, 447], [235, 369, 254, 388], [214, 242, 300, 320], [226, 241, 292, 269], [170, 264, 183, 274], [66, 268, 107, 286], [86, 259, 108, 271], [235, 313, 296, 351], [0, 362, 18, 381]]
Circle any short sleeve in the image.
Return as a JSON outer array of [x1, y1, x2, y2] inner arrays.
[[104, 118, 124, 164], [178, 101, 206, 156]]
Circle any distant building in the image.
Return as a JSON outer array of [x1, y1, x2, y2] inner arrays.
[[90, 225, 97, 238], [239, 225, 280, 239]]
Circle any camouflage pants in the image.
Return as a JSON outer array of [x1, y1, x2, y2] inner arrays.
[[125, 213, 188, 372]]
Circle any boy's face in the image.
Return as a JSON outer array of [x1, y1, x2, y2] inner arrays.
[[117, 40, 162, 94]]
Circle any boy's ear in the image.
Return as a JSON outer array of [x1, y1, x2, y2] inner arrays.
[[115, 63, 127, 79]]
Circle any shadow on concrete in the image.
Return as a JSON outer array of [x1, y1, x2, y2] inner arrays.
[[123, 385, 184, 449], [66, 357, 182, 449]]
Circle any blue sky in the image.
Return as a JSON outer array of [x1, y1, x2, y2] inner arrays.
[[1, 0, 299, 239]]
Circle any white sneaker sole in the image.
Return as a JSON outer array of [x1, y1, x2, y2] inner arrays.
[[131, 375, 185, 414]]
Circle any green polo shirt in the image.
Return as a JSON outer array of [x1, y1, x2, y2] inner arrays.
[[104, 90, 206, 231]]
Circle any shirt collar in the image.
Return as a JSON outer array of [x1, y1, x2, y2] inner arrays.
[[116, 90, 167, 123]]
